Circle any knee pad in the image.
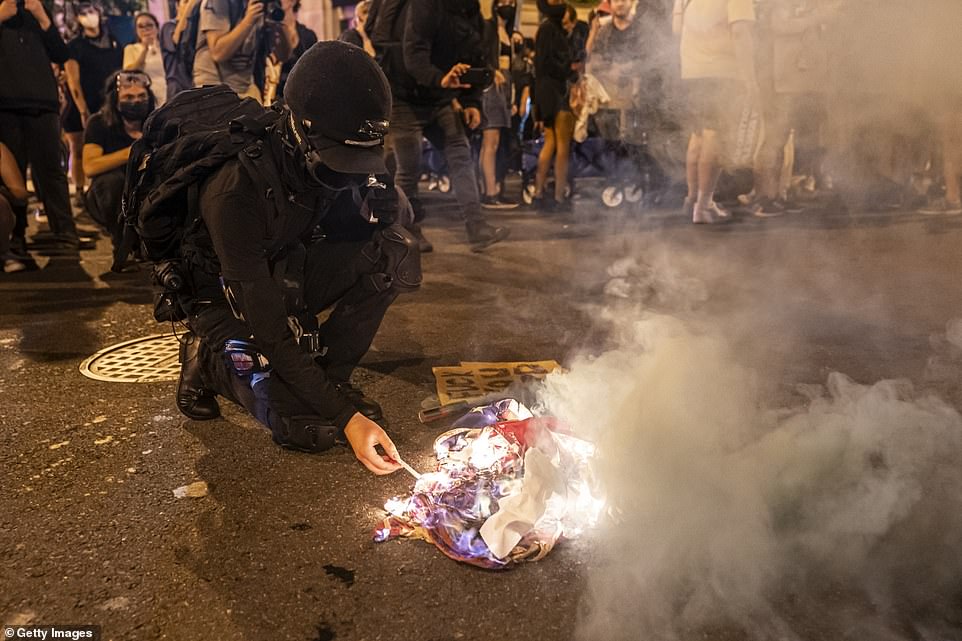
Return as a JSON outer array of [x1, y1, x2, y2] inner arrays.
[[270, 415, 339, 453], [360, 223, 422, 293]]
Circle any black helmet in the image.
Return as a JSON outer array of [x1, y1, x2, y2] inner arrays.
[[284, 40, 392, 176]]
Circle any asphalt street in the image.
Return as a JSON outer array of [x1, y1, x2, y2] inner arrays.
[[2, 188, 962, 641]]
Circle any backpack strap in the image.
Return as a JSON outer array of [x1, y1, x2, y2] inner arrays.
[[237, 140, 286, 212]]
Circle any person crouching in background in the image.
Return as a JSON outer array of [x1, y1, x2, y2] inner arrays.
[[82, 71, 155, 270]]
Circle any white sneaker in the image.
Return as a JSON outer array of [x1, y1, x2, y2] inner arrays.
[[692, 200, 731, 224], [918, 198, 962, 215]]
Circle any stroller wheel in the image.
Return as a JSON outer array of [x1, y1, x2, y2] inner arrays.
[[624, 185, 644, 204], [438, 175, 451, 193], [602, 186, 624, 208]]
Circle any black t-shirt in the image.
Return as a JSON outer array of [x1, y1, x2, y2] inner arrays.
[[67, 33, 122, 113], [83, 113, 135, 153], [594, 19, 643, 63]]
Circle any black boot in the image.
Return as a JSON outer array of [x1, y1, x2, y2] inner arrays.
[[335, 381, 384, 422], [466, 220, 510, 252], [176, 333, 221, 420]]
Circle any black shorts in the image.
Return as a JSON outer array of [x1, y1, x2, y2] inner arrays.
[[541, 108, 572, 129], [62, 102, 84, 134]]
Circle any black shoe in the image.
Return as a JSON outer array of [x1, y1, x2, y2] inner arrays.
[[536, 196, 557, 215], [780, 198, 804, 214], [29, 233, 96, 251], [8, 235, 29, 258], [481, 194, 519, 210], [412, 224, 434, 253], [176, 333, 221, 420], [466, 221, 510, 252], [335, 381, 383, 422]]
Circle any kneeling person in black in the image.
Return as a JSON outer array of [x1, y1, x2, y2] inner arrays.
[[83, 70, 154, 266], [176, 41, 419, 475]]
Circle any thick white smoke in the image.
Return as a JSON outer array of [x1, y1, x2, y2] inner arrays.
[[538, 279, 962, 640]]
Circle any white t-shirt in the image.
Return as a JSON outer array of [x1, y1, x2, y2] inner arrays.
[[123, 42, 168, 105], [679, 0, 755, 80]]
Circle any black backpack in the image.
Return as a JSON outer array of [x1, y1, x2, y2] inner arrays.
[[120, 85, 281, 265]]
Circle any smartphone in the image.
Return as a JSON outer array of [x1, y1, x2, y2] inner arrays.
[[459, 67, 493, 89]]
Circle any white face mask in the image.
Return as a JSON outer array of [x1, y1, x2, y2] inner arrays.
[[78, 14, 100, 29]]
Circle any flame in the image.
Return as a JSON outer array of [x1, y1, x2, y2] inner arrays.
[[384, 496, 411, 516], [376, 400, 604, 566]]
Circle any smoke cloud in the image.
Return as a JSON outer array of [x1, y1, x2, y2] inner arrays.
[[536, 264, 962, 640]]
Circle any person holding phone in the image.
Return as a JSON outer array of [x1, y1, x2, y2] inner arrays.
[[192, 0, 296, 99], [377, 0, 510, 252]]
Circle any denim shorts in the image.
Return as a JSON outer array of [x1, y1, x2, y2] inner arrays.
[[481, 84, 512, 130]]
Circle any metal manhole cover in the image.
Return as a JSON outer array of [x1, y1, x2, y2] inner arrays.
[[80, 334, 181, 383]]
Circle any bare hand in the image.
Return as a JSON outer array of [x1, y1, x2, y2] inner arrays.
[[493, 69, 506, 87], [0, 0, 19, 22], [343, 412, 402, 476], [440, 63, 471, 89], [176, 0, 199, 19], [23, 0, 50, 27], [463, 107, 481, 130], [244, 0, 264, 25]]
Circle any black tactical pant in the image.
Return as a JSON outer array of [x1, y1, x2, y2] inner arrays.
[[189, 237, 400, 429]]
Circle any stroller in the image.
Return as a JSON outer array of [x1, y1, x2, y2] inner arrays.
[[518, 135, 610, 205], [592, 104, 683, 209], [419, 139, 452, 193]]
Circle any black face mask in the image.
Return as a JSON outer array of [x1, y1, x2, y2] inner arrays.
[[496, 5, 515, 23], [118, 100, 150, 121]]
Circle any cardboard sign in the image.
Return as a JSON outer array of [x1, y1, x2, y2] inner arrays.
[[432, 360, 562, 406]]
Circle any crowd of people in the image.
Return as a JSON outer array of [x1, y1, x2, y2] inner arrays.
[[0, 0, 318, 272], [2, 0, 962, 274]]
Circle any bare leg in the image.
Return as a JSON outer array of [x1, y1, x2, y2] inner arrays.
[[552, 110, 575, 202], [481, 128, 500, 196], [696, 128, 722, 205], [943, 111, 962, 205], [0, 195, 14, 256], [535, 125, 557, 198], [66, 131, 85, 194], [686, 132, 702, 202]]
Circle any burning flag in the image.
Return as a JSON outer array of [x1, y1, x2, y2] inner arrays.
[[373, 399, 604, 569]]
